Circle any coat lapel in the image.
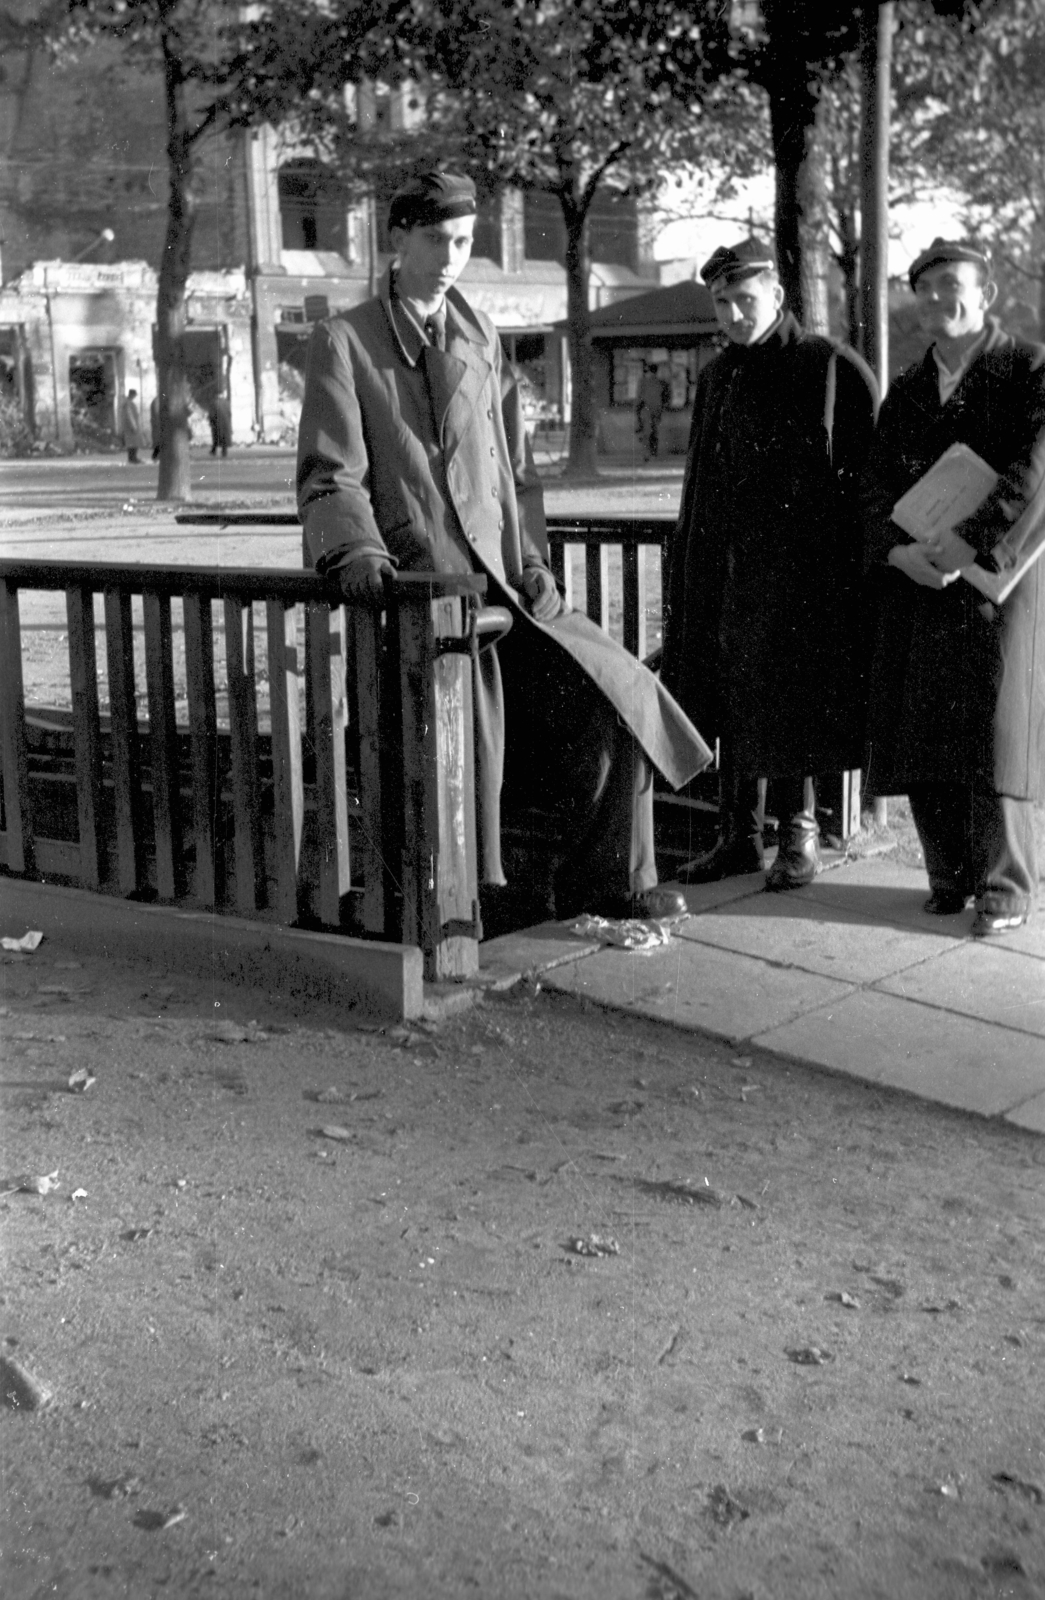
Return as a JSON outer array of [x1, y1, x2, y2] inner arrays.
[[378, 269, 494, 457]]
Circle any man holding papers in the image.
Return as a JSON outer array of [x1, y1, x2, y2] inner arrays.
[[862, 238, 1045, 936]]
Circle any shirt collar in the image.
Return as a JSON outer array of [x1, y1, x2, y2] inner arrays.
[[932, 326, 988, 395]]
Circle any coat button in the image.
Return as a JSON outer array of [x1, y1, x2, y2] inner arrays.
[[487, 408, 493, 418], [491, 487, 499, 498]]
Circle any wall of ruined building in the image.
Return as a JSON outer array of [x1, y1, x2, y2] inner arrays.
[[0, 262, 254, 450]]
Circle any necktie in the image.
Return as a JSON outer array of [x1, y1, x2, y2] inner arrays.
[[425, 309, 446, 351]]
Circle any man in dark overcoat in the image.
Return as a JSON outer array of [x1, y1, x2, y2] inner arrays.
[[862, 238, 1045, 936], [661, 239, 878, 889], [296, 168, 711, 923]]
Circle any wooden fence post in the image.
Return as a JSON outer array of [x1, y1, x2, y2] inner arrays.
[[103, 589, 146, 896], [143, 591, 183, 900], [65, 585, 105, 888], [223, 597, 265, 913], [265, 598, 305, 926], [307, 599, 351, 928], [183, 593, 218, 907], [0, 579, 34, 874], [392, 575, 484, 982]]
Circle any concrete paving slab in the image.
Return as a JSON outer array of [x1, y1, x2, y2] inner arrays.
[[987, 916, 1045, 959], [541, 938, 855, 1042], [676, 894, 959, 985], [670, 870, 769, 914], [877, 944, 1045, 1037], [798, 855, 975, 933], [479, 922, 602, 988], [753, 989, 1045, 1117], [1004, 1093, 1045, 1133]]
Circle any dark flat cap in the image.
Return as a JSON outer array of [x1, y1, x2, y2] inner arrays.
[[700, 236, 777, 288], [908, 236, 991, 289], [388, 168, 477, 232]]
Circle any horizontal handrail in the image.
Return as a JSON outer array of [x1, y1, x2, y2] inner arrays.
[[173, 510, 676, 545], [0, 560, 485, 603]]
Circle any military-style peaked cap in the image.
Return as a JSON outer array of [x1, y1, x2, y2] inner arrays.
[[908, 236, 992, 289], [700, 236, 777, 288], [388, 168, 477, 232]]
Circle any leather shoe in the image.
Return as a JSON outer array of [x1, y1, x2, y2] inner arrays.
[[971, 897, 1029, 937], [764, 813, 820, 892], [923, 888, 969, 916], [594, 887, 688, 921], [677, 837, 764, 884], [632, 887, 688, 920]]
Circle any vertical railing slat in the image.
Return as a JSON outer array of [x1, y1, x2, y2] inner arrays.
[[393, 586, 479, 979], [65, 586, 105, 888], [585, 542, 611, 632], [143, 591, 182, 900], [621, 542, 649, 660], [265, 598, 304, 925], [307, 599, 351, 927], [103, 589, 145, 896], [223, 597, 265, 914], [183, 593, 218, 907], [0, 579, 34, 874], [352, 605, 389, 935]]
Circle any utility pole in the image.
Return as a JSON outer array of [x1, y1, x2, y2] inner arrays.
[[859, 1, 894, 830], [859, 2, 893, 396]]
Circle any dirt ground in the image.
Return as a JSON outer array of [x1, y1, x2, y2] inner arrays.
[[1, 927, 1044, 1600]]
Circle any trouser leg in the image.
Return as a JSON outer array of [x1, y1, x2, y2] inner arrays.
[[499, 629, 655, 917], [771, 773, 815, 823], [907, 782, 973, 896], [677, 758, 764, 883], [473, 643, 506, 886], [550, 718, 655, 917], [764, 773, 820, 891], [971, 789, 1037, 908]]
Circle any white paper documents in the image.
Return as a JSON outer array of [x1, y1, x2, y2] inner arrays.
[[891, 443, 1043, 604]]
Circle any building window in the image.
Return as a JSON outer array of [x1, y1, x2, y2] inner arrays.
[[278, 161, 347, 253], [611, 348, 700, 408]]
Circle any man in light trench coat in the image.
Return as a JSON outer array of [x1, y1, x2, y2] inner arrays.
[[296, 168, 711, 924]]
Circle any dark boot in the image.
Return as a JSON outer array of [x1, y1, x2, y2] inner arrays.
[[765, 809, 820, 891], [678, 775, 764, 884]]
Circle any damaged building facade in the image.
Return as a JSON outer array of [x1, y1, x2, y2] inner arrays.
[[0, 34, 658, 453]]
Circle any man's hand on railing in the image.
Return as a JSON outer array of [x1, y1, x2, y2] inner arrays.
[[521, 565, 563, 622], [337, 553, 396, 604]]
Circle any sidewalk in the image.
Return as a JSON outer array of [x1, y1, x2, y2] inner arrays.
[[482, 851, 1045, 1136]]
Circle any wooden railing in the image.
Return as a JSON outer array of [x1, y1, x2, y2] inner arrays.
[[1, 517, 861, 991], [0, 559, 494, 979], [174, 510, 861, 838], [547, 515, 672, 661]]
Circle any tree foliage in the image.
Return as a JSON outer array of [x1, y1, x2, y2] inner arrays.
[[256, 0, 746, 477], [897, 0, 1045, 332], [37, 0, 398, 497]]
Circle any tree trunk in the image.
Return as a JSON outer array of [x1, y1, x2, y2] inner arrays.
[[155, 37, 198, 503], [766, 51, 831, 333], [561, 200, 599, 480], [837, 204, 860, 348]]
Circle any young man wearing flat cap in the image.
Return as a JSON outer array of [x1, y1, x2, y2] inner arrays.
[[862, 238, 1045, 936], [661, 238, 879, 890], [296, 166, 711, 924]]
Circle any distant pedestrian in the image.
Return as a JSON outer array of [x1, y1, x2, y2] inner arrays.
[[208, 391, 232, 457], [635, 363, 669, 461], [150, 395, 161, 461], [121, 389, 146, 463]]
